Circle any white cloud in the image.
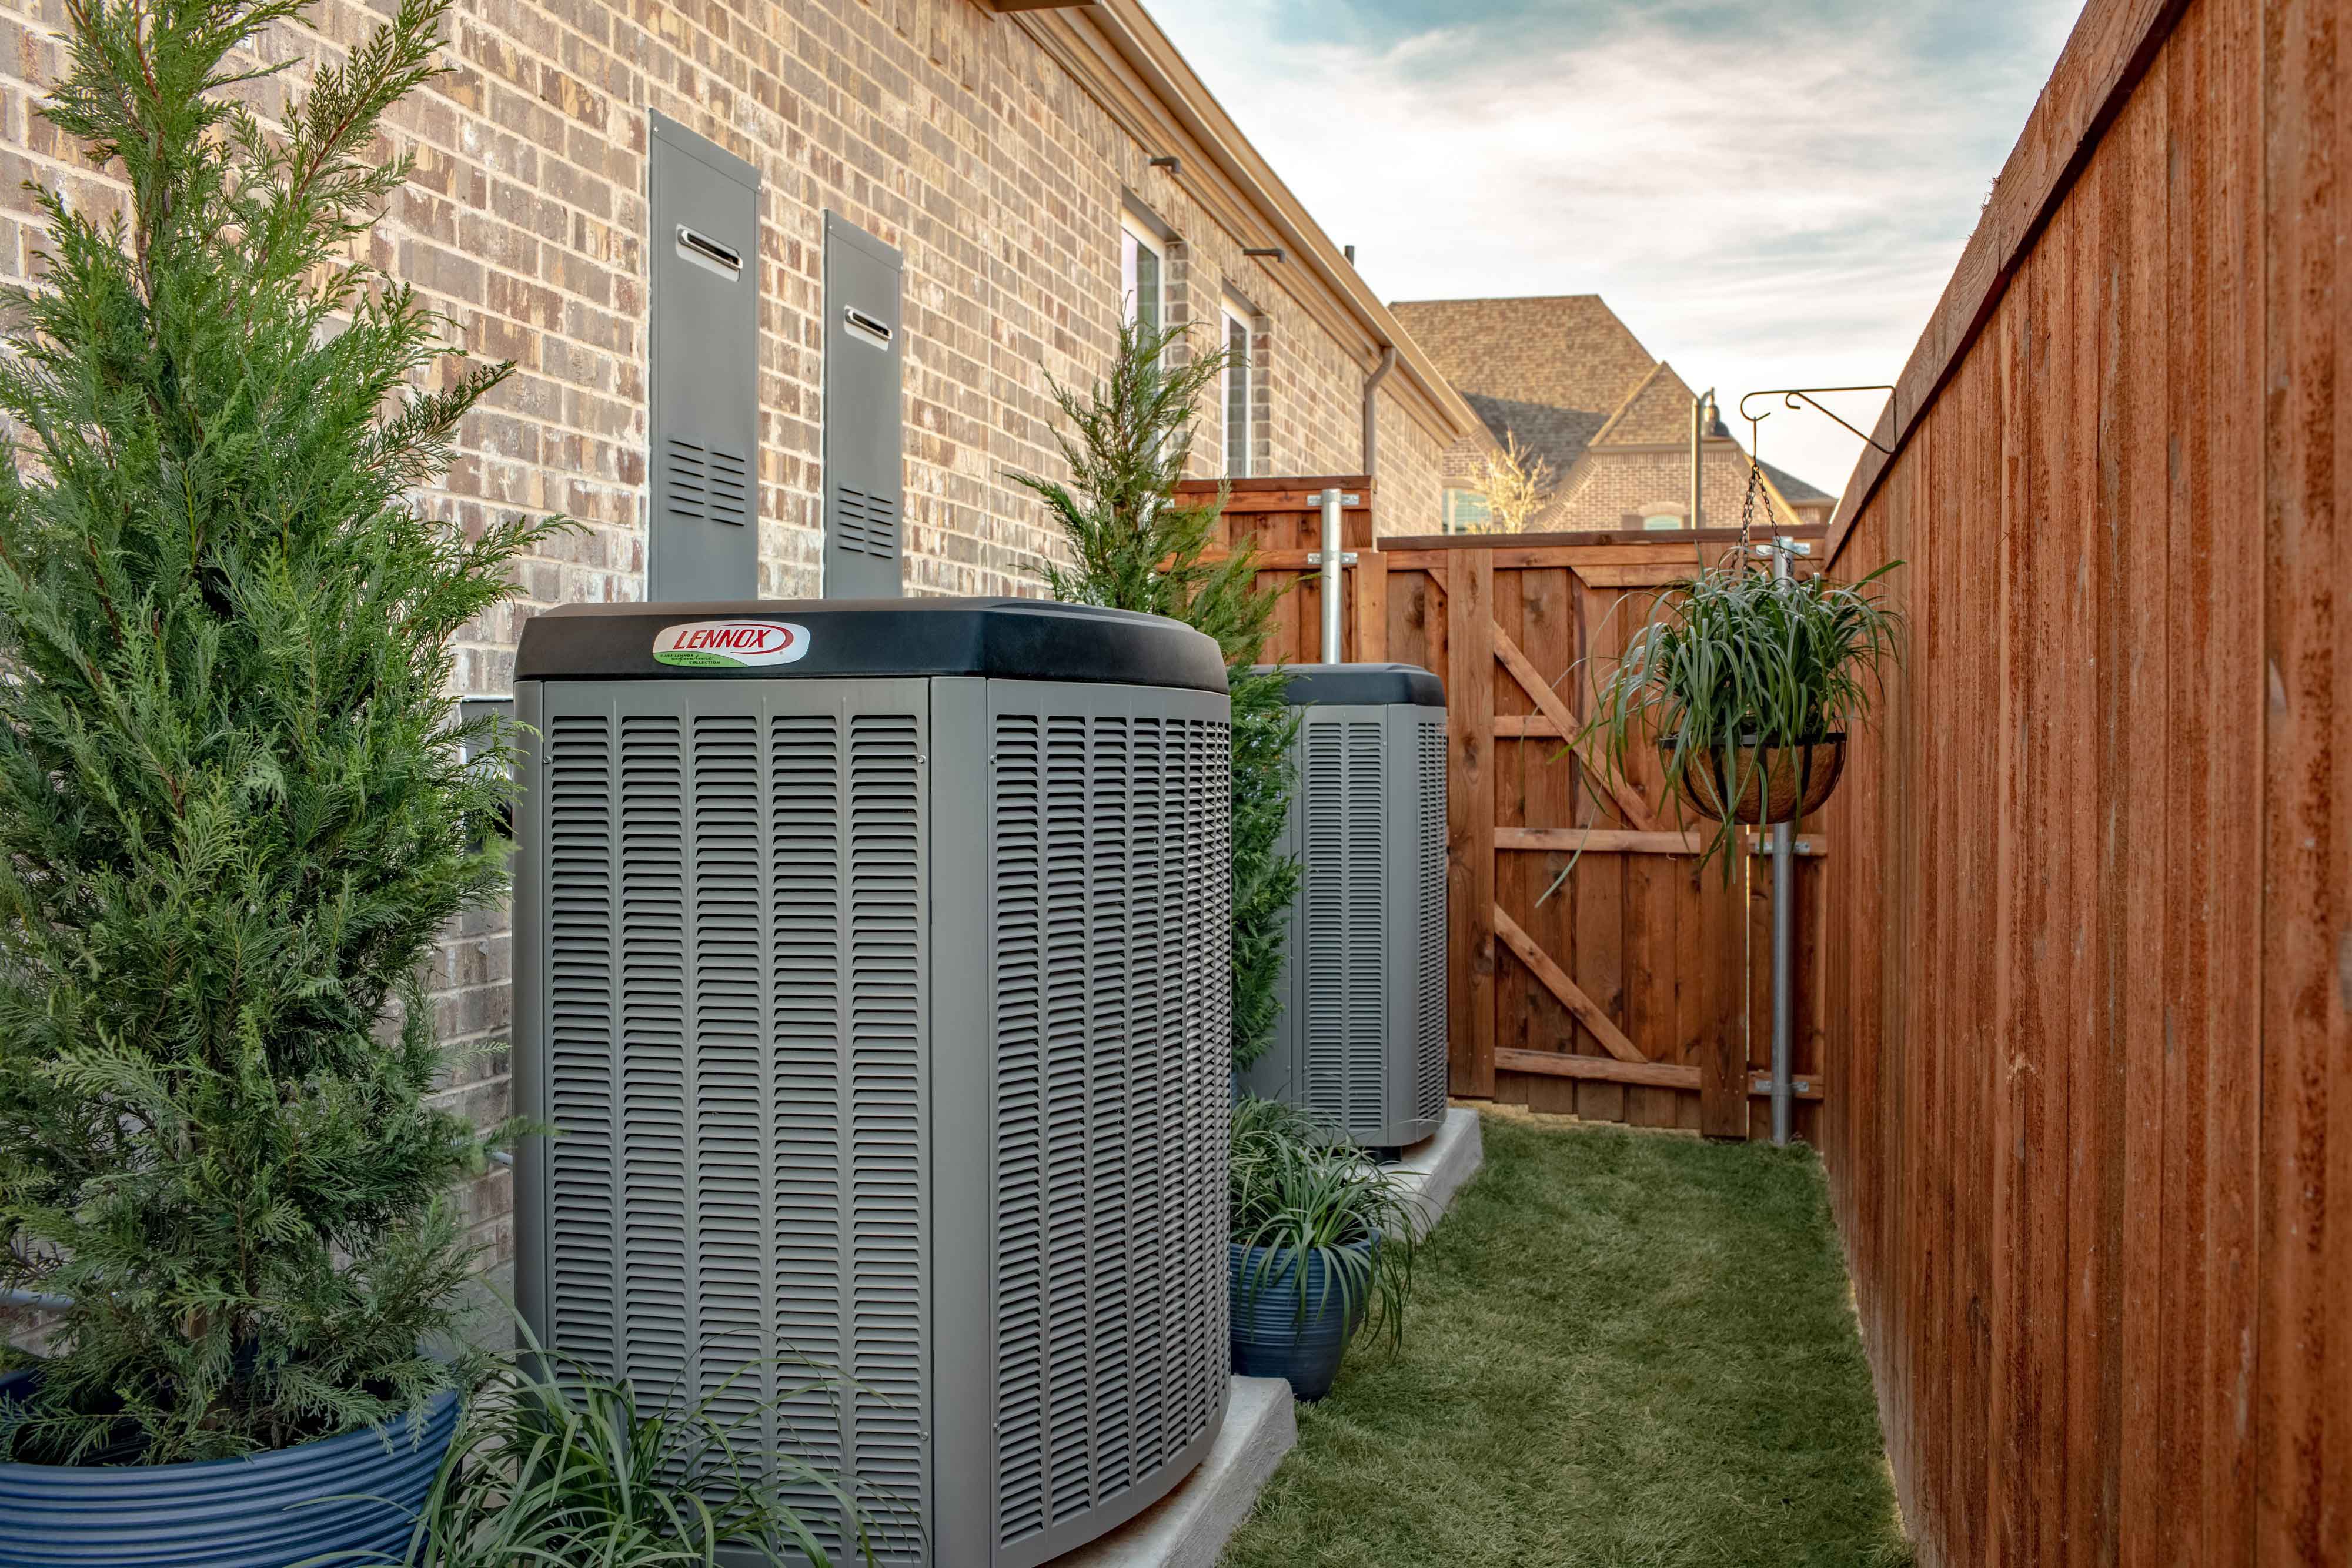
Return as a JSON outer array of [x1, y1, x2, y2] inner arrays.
[[1151, 0, 2080, 498]]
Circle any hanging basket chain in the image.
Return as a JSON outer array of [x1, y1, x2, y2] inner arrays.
[[1736, 449, 1773, 570]]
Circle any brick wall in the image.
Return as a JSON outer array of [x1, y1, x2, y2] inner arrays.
[[0, 0, 1451, 1274], [1546, 443, 1777, 531], [1431, 435, 1816, 534]]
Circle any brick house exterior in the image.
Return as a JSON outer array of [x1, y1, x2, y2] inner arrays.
[[1389, 295, 1835, 533], [0, 0, 1476, 1281]]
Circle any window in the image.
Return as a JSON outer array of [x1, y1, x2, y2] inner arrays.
[[1121, 222, 1163, 333], [1444, 488, 1493, 533], [1636, 500, 1689, 531], [1222, 305, 1252, 478]]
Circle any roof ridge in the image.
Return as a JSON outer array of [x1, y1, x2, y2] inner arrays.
[[1586, 360, 1673, 447], [1389, 292, 1608, 307]]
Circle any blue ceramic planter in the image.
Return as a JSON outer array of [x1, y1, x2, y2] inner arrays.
[[0, 1373, 458, 1568], [1228, 1237, 1375, 1401]]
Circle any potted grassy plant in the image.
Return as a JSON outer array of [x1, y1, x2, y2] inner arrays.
[[1227, 1096, 1416, 1401], [322, 1330, 889, 1568], [0, 0, 556, 1557], [1583, 559, 1903, 868]]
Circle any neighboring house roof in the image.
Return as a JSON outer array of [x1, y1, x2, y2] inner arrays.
[[1586, 360, 1696, 447], [1390, 295, 1655, 480], [1759, 458, 1831, 503], [1392, 292, 1839, 529]]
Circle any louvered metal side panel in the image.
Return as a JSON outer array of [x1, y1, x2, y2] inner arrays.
[[988, 688, 1231, 1563], [1182, 710, 1233, 1455], [618, 717, 691, 1396], [769, 711, 846, 1502], [1342, 721, 1387, 1134], [689, 712, 763, 1439], [533, 683, 929, 1561], [1299, 722, 1348, 1129], [1413, 711, 1449, 1125], [545, 716, 619, 1368], [846, 714, 926, 1535], [1295, 713, 1390, 1142]]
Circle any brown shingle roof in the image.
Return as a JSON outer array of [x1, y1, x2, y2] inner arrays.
[[1759, 457, 1832, 503], [1588, 361, 1697, 447], [1389, 295, 1657, 479]]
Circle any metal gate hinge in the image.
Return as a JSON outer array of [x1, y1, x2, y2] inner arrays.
[[1305, 551, 1359, 567]]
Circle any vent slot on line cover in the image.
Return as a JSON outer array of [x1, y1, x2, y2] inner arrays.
[[664, 439, 751, 527], [676, 225, 742, 276], [834, 487, 898, 559]]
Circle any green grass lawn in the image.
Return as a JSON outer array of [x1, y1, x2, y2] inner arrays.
[[1218, 1110, 1913, 1568]]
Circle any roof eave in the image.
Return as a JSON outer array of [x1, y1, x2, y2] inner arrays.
[[1008, 1, 1484, 449]]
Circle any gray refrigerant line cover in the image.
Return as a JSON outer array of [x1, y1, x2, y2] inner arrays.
[[821, 212, 906, 599], [1242, 663, 1449, 1150], [512, 600, 1232, 1568], [647, 112, 760, 603]]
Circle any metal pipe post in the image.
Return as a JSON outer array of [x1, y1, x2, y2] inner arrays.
[[1319, 486, 1344, 663], [1769, 535, 1795, 1145], [1690, 389, 1712, 532]]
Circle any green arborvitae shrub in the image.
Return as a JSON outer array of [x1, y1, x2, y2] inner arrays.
[[0, 0, 562, 1463], [1010, 314, 1300, 1069]]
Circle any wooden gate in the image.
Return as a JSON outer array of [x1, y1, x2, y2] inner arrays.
[[1188, 477, 1828, 1139]]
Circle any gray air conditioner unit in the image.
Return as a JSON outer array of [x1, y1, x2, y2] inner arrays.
[[512, 600, 1234, 1568], [1241, 664, 1448, 1151]]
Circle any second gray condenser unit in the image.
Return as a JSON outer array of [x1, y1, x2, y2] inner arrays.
[[512, 600, 1234, 1567], [1242, 664, 1449, 1150]]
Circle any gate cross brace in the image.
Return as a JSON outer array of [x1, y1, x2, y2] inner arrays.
[[1489, 622, 1658, 831], [1491, 904, 1648, 1065]]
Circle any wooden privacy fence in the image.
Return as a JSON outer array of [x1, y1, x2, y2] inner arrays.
[[1181, 477, 1829, 1140], [1807, 0, 2351, 1560]]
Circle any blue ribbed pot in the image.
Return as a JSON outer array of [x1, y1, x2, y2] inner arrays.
[[1228, 1238, 1375, 1402], [0, 1373, 458, 1568]]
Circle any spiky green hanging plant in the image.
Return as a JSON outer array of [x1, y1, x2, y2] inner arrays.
[[0, 0, 563, 1463], [1010, 314, 1301, 1068]]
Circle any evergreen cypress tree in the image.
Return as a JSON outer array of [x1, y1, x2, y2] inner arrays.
[[0, 0, 560, 1462], [1010, 315, 1301, 1067]]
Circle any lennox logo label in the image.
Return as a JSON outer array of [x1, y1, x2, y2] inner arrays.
[[652, 620, 810, 668]]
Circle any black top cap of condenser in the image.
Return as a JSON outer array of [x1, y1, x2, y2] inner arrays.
[[1250, 663, 1445, 708], [518, 599, 1229, 693]]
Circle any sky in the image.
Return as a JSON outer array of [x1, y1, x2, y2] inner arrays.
[[1150, 0, 2083, 502]]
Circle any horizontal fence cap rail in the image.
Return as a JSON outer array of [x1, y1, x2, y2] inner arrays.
[[1171, 474, 1372, 494], [1379, 524, 1827, 551]]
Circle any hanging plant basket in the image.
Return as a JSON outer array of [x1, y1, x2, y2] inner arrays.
[[1662, 734, 1847, 825]]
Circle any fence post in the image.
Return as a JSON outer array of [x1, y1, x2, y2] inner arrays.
[[1354, 536, 1388, 663], [1447, 547, 1496, 1096]]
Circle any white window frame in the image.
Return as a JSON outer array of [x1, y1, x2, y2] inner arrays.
[[1445, 486, 1493, 534], [1121, 219, 1165, 334], [1222, 302, 1254, 479]]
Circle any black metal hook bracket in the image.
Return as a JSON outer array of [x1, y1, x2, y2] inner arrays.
[[1738, 385, 1896, 456]]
